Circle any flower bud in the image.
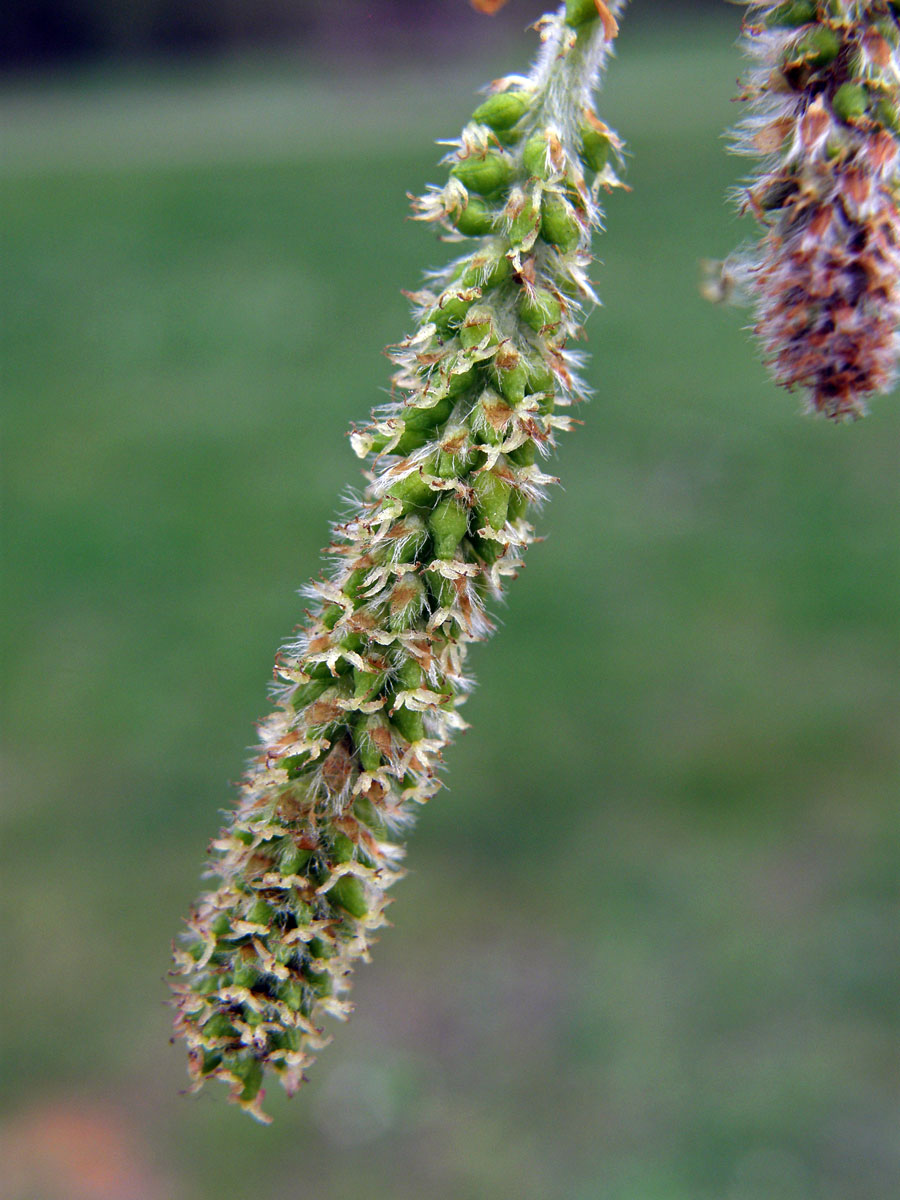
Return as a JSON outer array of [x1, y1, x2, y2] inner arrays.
[[832, 82, 868, 124], [387, 469, 436, 513], [492, 353, 529, 404], [766, 0, 816, 28], [522, 133, 552, 179], [203, 1012, 238, 1041], [280, 845, 313, 876], [459, 306, 498, 348], [450, 151, 514, 196], [330, 875, 368, 920], [507, 189, 541, 245], [791, 26, 841, 70], [541, 193, 581, 252], [247, 899, 274, 926], [472, 89, 531, 130], [428, 495, 470, 558], [565, 0, 600, 29], [472, 469, 512, 530], [453, 195, 496, 236], [430, 289, 476, 332], [519, 286, 563, 331]]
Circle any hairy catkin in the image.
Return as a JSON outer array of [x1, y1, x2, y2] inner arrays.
[[721, 1, 900, 418], [171, 0, 627, 1122]]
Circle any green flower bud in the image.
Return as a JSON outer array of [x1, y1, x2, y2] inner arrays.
[[397, 395, 455, 454], [279, 844, 313, 876], [321, 604, 342, 630], [246, 899, 274, 926], [340, 629, 365, 655], [395, 656, 423, 690], [519, 286, 563, 331], [278, 980, 305, 1012], [330, 832, 355, 863], [875, 96, 900, 136], [344, 567, 371, 604], [353, 713, 386, 772], [330, 874, 368, 920], [792, 26, 841, 70], [450, 151, 514, 196], [283, 751, 312, 780], [462, 243, 512, 291], [232, 1055, 264, 1103], [203, 1012, 238, 1040], [508, 439, 537, 467], [832, 82, 868, 124], [305, 966, 333, 997], [459, 306, 497, 349], [472, 469, 512, 531], [507, 486, 529, 521], [291, 675, 331, 711], [471, 388, 514, 445], [541, 193, 581, 253], [403, 395, 455, 433], [522, 133, 551, 179], [442, 374, 475, 408], [307, 935, 334, 960], [353, 794, 389, 836], [210, 913, 233, 938], [387, 470, 435, 513], [391, 705, 425, 744], [388, 574, 426, 630], [493, 356, 528, 404], [272, 940, 296, 966], [200, 1050, 222, 1074], [452, 195, 496, 236], [472, 89, 531, 130], [508, 192, 541, 245], [580, 122, 612, 172], [566, 0, 602, 27], [471, 533, 501, 565], [527, 356, 556, 395], [435, 425, 478, 477], [387, 515, 429, 563], [429, 495, 470, 558], [271, 1028, 303, 1054], [425, 567, 457, 611], [766, 0, 816, 27], [353, 667, 383, 701], [431, 290, 474, 331]]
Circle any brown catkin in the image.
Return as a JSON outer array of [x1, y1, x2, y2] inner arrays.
[[721, 1, 900, 418]]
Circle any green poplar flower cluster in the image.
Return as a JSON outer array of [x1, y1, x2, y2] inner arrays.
[[723, 1, 900, 418], [171, 1, 627, 1121]]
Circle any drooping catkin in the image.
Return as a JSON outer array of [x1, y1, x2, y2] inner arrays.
[[171, 0, 627, 1122], [720, 1, 900, 419]]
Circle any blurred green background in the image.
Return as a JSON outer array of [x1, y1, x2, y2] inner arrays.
[[2, 6, 899, 1199]]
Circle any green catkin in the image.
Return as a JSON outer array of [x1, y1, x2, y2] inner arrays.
[[171, 1, 628, 1122]]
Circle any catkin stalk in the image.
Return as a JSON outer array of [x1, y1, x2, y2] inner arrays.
[[171, 0, 628, 1122]]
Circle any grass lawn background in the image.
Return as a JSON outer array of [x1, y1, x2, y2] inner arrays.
[[2, 15, 898, 1200]]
